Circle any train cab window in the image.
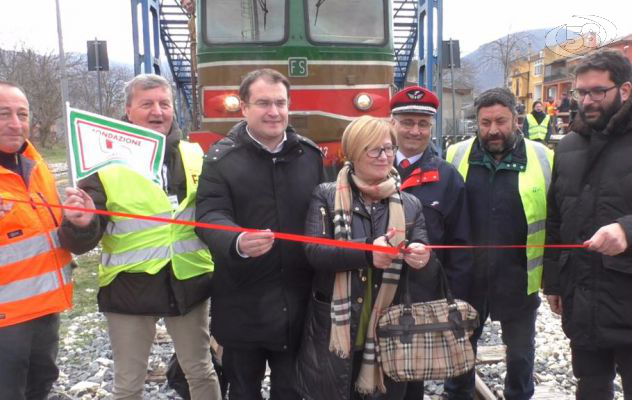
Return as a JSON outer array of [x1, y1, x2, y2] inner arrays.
[[204, 0, 287, 43], [305, 0, 386, 45]]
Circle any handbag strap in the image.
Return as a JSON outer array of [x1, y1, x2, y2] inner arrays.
[[401, 252, 457, 307], [400, 253, 470, 339]]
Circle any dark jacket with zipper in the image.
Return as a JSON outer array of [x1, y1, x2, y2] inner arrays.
[[59, 122, 213, 316], [296, 180, 442, 400], [397, 148, 473, 301], [463, 136, 540, 321], [543, 98, 632, 348], [195, 121, 324, 351]]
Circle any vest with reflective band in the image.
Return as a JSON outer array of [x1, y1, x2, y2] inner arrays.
[[0, 142, 73, 327], [526, 114, 550, 141], [97, 141, 213, 287], [446, 138, 553, 294]]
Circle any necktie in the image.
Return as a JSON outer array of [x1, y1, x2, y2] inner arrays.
[[399, 159, 411, 169]]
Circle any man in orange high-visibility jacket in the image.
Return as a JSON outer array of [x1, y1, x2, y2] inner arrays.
[[0, 81, 94, 400]]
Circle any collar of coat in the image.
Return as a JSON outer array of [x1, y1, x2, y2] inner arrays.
[[228, 120, 301, 156], [399, 149, 441, 190], [571, 98, 632, 138], [470, 134, 527, 171]]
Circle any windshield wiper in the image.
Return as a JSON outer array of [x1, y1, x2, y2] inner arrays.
[[314, 0, 326, 25], [257, 0, 269, 29]]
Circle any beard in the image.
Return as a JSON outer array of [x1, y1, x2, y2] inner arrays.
[[481, 131, 516, 155], [579, 93, 622, 131]]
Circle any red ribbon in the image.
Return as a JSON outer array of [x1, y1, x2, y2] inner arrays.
[[2, 197, 588, 254]]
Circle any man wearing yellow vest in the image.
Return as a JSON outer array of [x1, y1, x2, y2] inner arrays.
[[522, 100, 554, 144], [61, 74, 221, 400], [0, 81, 95, 400], [445, 88, 553, 400]]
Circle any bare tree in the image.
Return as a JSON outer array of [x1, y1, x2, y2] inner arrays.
[[0, 47, 80, 147], [68, 60, 133, 119], [481, 32, 533, 88], [0, 46, 133, 148], [442, 58, 477, 90]]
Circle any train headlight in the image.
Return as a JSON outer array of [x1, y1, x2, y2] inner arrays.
[[354, 93, 373, 111], [223, 95, 241, 112]]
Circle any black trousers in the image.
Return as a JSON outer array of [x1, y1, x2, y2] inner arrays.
[[0, 314, 60, 400], [222, 346, 300, 400], [572, 345, 632, 400]]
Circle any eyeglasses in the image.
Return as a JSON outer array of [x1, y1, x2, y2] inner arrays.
[[247, 99, 289, 109], [395, 118, 433, 130], [570, 85, 618, 101], [365, 145, 398, 158]]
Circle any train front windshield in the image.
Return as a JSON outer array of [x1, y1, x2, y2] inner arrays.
[[203, 0, 387, 46], [305, 0, 387, 45], [204, 0, 287, 43]]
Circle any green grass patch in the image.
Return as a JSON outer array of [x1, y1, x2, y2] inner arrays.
[[59, 252, 101, 335], [38, 144, 70, 164]]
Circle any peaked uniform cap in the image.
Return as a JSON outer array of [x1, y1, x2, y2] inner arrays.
[[390, 86, 440, 116]]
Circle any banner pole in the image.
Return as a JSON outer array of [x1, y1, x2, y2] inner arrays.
[[65, 102, 76, 187]]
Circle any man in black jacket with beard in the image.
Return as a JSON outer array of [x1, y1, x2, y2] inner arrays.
[[195, 69, 324, 400], [544, 49, 632, 399]]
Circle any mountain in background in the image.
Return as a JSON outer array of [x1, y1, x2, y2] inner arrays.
[[463, 28, 552, 94]]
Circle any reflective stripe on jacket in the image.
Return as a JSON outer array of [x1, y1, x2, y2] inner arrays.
[[0, 141, 73, 327], [446, 137, 553, 294], [97, 141, 213, 287], [526, 114, 550, 141]]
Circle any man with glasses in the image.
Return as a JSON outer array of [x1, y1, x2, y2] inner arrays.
[[390, 86, 474, 399], [195, 69, 324, 399], [543, 49, 632, 399], [446, 88, 553, 400]]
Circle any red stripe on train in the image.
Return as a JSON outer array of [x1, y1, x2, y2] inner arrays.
[[203, 87, 391, 118]]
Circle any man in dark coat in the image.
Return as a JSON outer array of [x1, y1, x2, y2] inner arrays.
[[543, 49, 632, 399], [446, 88, 553, 400], [390, 85, 474, 400], [195, 69, 324, 400]]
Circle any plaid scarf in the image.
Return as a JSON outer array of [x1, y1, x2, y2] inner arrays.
[[330, 162, 406, 394]]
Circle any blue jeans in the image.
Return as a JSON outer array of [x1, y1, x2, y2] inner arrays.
[[444, 305, 537, 400]]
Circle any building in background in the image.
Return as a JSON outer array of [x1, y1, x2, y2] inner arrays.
[[511, 31, 632, 134]]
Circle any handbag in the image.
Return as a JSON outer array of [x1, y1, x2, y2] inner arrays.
[[376, 260, 479, 382]]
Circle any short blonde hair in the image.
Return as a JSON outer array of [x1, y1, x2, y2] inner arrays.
[[341, 116, 396, 164]]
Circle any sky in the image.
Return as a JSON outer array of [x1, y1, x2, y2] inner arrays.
[[0, 0, 630, 65]]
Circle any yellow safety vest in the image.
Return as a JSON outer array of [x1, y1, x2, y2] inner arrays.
[[446, 137, 553, 294], [97, 141, 213, 287], [526, 114, 550, 142]]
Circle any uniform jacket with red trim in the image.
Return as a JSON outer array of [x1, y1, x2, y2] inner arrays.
[[396, 148, 474, 301]]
